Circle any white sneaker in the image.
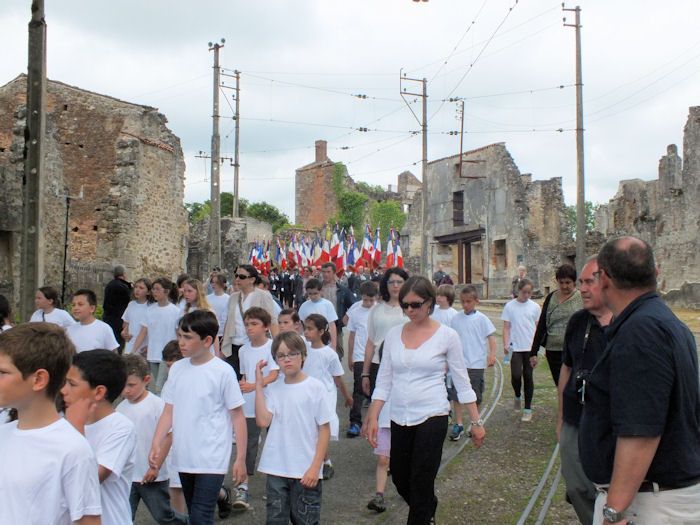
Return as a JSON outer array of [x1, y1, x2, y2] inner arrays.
[[521, 410, 532, 422]]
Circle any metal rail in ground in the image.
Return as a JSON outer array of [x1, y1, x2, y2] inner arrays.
[[516, 444, 561, 525]]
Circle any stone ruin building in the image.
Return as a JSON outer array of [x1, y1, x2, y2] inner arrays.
[[595, 106, 700, 307], [0, 74, 188, 308]]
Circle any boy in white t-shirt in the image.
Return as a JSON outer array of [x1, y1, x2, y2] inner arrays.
[[255, 331, 331, 524], [346, 280, 378, 437], [61, 349, 137, 525], [116, 354, 187, 524], [151, 310, 248, 524], [430, 284, 458, 326], [235, 307, 280, 510], [500, 279, 540, 422], [449, 285, 496, 440], [0, 323, 101, 525], [66, 289, 119, 353], [298, 278, 338, 350]]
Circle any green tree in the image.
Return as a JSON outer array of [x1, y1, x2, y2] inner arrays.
[[247, 201, 290, 232], [566, 201, 600, 239], [355, 181, 385, 195], [329, 162, 369, 231], [185, 201, 210, 226], [369, 200, 406, 244]]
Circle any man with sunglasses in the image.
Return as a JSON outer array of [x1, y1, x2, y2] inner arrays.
[[221, 264, 279, 379], [579, 237, 700, 525], [557, 256, 611, 524]]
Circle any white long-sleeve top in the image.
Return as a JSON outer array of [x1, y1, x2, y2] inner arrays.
[[372, 323, 477, 426]]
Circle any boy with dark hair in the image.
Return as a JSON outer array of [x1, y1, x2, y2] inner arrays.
[[346, 280, 378, 437], [116, 353, 187, 524], [298, 278, 338, 350], [0, 323, 102, 524], [61, 349, 137, 525], [431, 284, 457, 326], [151, 310, 248, 524], [449, 285, 496, 440], [67, 289, 119, 353], [235, 306, 280, 509]]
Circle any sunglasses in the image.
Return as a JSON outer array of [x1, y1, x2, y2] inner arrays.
[[235, 274, 253, 279], [400, 299, 426, 310]]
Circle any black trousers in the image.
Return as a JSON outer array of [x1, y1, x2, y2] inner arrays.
[[390, 416, 448, 524], [225, 344, 243, 380], [545, 349, 563, 386], [510, 351, 534, 409], [349, 362, 378, 425]]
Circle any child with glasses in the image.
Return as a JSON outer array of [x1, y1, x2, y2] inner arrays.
[[255, 331, 332, 525]]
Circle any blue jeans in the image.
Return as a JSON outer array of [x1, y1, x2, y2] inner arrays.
[[265, 475, 322, 525], [130, 481, 188, 524], [179, 473, 224, 525]]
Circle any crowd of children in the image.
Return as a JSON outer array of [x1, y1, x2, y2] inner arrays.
[[0, 261, 554, 525]]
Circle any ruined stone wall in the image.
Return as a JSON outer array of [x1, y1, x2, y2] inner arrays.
[[0, 75, 187, 307]]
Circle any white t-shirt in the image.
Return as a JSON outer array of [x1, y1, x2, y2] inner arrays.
[[121, 301, 151, 355], [367, 302, 407, 346], [303, 345, 343, 440], [116, 392, 168, 483], [500, 299, 541, 351], [144, 303, 180, 363], [161, 356, 244, 474], [431, 306, 458, 326], [1, 324, 12, 332], [450, 310, 496, 368], [258, 376, 332, 479], [0, 418, 101, 525], [298, 298, 338, 324], [239, 339, 279, 418], [29, 308, 76, 328], [85, 412, 137, 525], [66, 319, 119, 353], [347, 304, 374, 363], [206, 293, 230, 337], [231, 293, 255, 346]]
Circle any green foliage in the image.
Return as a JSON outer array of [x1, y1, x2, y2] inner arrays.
[[355, 181, 384, 195], [185, 201, 210, 226], [185, 193, 250, 226], [331, 163, 345, 197], [332, 191, 369, 231], [247, 202, 290, 233], [566, 201, 599, 239], [369, 201, 406, 244]]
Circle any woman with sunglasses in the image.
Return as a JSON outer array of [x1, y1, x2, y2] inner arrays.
[[362, 276, 485, 524], [221, 264, 279, 378]]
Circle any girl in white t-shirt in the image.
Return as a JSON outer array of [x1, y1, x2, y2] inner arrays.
[[206, 273, 230, 339], [255, 331, 331, 524], [302, 313, 352, 480], [500, 279, 541, 422], [121, 278, 154, 355], [29, 286, 76, 328]]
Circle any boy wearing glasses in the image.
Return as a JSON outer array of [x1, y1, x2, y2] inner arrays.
[[235, 307, 280, 509], [255, 332, 332, 524]]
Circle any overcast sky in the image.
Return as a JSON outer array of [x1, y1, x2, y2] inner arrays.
[[2, 1, 698, 222]]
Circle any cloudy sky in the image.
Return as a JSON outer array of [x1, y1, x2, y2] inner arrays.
[[2, 1, 698, 222]]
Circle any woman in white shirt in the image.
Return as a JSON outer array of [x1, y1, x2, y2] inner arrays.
[[362, 276, 485, 524], [29, 286, 75, 328]]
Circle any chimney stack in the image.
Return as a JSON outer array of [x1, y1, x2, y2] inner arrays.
[[315, 140, 328, 163]]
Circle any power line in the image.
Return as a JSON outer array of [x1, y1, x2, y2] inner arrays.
[[440, 83, 574, 102]]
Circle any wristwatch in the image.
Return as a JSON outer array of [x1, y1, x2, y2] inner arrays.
[[602, 504, 626, 523], [470, 419, 484, 427]]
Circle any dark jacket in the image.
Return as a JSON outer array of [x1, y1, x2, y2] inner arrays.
[[103, 277, 132, 342], [529, 291, 555, 357], [334, 281, 357, 331]]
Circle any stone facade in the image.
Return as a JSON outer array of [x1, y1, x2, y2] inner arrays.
[[187, 215, 273, 280], [595, 106, 700, 299], [0, 74, 187, 307], [410, 142, 572, 298]]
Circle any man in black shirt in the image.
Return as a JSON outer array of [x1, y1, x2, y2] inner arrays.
[[579, 237, 700, 524], [558, 257, 611, 524], [102, 264, 132, 352]]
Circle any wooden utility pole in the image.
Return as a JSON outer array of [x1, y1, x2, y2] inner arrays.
[[208, 39, 225, 268], [400, 72, 428, 276], [20, 0, 47, 321], [233, 70, 241, 217], [564, 5, 586, 270]]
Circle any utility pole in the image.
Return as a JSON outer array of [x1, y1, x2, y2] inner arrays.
[[400, 71, 428, 276], [20, 0, 47, 321], [221, 69, 241, 217], [208, 39, 225, 269], [564, 5, 586, 271]]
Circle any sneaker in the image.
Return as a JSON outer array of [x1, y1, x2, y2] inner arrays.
[[232, 486, 249, 510], [514, 397, 522, 410], [217, 486, 233, 518], [322, 462, 335, 480], [448, 424, 465, 441], [347, 423, 361, 438], [367, 494, 386, 513], [521, 409, 532, 422]]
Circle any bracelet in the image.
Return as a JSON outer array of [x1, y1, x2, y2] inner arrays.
[[361, 374, 370, 378], [470, 419, 484, 427]]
